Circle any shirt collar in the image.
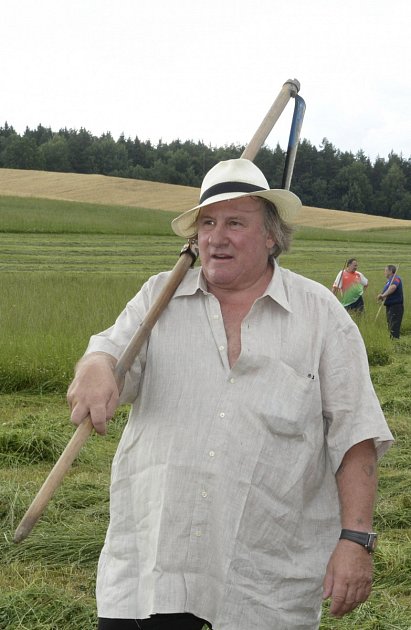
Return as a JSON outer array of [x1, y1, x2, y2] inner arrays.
[[173, 268, 205, 297], [173, 259, 292, 313], [263, 259, 292, 312]]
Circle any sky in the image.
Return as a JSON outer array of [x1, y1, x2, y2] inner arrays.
[[2, 0, 411, 163]]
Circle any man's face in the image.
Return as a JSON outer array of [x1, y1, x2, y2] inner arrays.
[[197, 196, 275, 292], [347, 260, 358, 272], [384, 267, 391, 279]]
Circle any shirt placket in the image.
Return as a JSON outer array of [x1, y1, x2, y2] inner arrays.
[[204, 292, 231, 370], [185, 370, 242, 571], [185, 296, 261, 570]]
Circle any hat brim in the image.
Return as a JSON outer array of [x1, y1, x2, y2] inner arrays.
[[171, 189, 302, 238]]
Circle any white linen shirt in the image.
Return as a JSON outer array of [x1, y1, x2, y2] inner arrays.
[[87, 262, 393, 630]]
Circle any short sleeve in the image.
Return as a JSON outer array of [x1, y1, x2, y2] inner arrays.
[[319, 301, 393, 472], [85, 284, 151, 404]]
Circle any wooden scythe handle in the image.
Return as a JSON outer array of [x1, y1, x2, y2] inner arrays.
[[14, 79, 300, 544], [13, 415, 95, 544], [241, 79, 300, 161], [13, 243, 198, 543]]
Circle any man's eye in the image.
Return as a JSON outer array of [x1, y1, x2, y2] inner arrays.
[[199, 219, 214, 228]]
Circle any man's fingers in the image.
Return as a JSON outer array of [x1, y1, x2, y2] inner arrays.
[[329, 583, 348, 617], [329, 582, 371, 617], [90, 391, 120, 435], [89, 403, 110, 435], [106, 389, 120, 420], [330, 594, 356, 617], [322, 573, 333, 600], [70, 401, 89, 425], [355, 578, 372, 604], [70, 401, 108, 436]]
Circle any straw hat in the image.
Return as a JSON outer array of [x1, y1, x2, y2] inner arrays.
[[171, 158, 301, 238]]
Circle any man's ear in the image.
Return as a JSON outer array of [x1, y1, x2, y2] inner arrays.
[[266, 233, 276, 249]]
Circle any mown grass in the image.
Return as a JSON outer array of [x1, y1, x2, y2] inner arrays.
[[1, 195, 410, 629]]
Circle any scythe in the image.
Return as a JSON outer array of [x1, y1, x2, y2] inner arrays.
[[14, 78, 304, 544]]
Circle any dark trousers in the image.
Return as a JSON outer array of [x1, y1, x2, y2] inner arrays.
[[345, 295, 365, 312], [386, 303, 404, 338], [98, 613, 212, 630]]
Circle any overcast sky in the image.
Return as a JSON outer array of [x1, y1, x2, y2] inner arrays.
[[2, 0, 411, 162]]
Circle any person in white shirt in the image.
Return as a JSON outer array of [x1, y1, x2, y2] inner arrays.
[[68, 159, 393, 630]]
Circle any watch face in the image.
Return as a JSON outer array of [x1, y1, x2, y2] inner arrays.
[[368, 533, 378, 552], [340, 529, 378, 553]]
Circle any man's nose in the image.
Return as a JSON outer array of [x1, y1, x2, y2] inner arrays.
[[208, 223, 228, 245]]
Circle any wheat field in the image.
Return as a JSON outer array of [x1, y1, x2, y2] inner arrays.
[[1, 167, 411, 231]]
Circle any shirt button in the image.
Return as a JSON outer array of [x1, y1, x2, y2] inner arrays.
[[213, 314, 219, 320], [209, 450, 215, 457], [229, 378, 235, 384], [195, 529, 202, 537], [219, 412, 225, 418], [219, 345, 225, 351], [201, 490, 208, 498]]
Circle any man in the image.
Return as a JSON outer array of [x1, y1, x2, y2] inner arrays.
[[332, 258, 368, 312], [377, 265, 404, 339], [68, 159, 393, 630]]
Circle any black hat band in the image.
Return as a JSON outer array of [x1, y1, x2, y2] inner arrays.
[[200, 181, 267, 204]]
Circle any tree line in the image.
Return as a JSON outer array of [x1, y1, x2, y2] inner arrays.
[[1, 122, 411, 219]]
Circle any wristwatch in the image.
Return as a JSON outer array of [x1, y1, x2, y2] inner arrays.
[[339, 529, 378, 553]]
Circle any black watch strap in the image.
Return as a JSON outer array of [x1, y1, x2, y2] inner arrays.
[[339, 529, 377, 553]]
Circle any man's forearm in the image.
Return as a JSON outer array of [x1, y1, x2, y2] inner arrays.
[[380, 285, 397, 299], [335, 439, 377, 530]]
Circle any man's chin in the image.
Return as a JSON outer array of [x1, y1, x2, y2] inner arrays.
[[204, 269, 238, 288]]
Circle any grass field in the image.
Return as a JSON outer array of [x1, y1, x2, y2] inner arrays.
[[0, 174, 410, 629], [2, 167, 411, 229]]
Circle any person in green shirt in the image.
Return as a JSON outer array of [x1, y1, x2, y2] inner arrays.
[[332, 258, 368, 311]]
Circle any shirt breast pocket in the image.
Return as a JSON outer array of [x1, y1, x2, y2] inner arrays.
[[250, 359, 321, 438]]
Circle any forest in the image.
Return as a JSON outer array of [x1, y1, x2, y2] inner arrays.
[[1, 122, 411, 219]]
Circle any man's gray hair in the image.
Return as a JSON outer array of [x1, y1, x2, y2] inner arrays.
[[260, 198, 294, 260]]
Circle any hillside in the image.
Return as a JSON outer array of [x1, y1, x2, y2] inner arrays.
[[1, 168, 410, 231]]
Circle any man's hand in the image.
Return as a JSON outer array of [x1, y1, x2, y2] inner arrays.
[[323, 539, 373, 617], [67, 352, 119, 435]]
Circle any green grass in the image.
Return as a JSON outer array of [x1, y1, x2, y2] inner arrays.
[[294, 225, 411, 245], [0, 195, 175, 235], [2, 225, 410, 393], [1, 195, 410, 629]]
